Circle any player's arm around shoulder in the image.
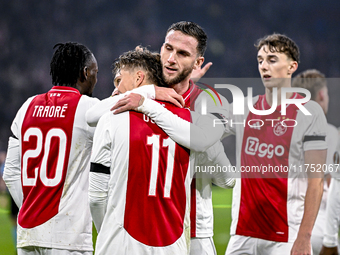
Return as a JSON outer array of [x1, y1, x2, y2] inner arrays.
[[91, 111, 115, 169], [85, 95, 119, 127], [189, 111, 225, 152]]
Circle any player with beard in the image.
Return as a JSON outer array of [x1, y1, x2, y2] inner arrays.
[[87, 22, 233, 255], [114, 33, 328, 255], [89, 46, 234, 255]]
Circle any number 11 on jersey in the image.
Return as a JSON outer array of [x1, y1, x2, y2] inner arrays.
[[147, 135, 176, 198]]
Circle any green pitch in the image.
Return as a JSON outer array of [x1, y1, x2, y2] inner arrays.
[[0, 194, 16, 255], [212, 186, 232, 255], [0, 188, 233, 255]]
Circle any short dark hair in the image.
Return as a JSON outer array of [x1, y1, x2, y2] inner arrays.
[[292, 69, 326, 100], [255, 33, 300, 63], [112, 46, 166, 87], [166, 21, 207, 57], [50, 42, 94, 86]]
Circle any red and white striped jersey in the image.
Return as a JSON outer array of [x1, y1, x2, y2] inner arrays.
[[87, 81, 231, 242], [6, 86, 98, 251], [131, 81, 231, 239], [228, 93, 328, 242], [91, 101, 192, 255]]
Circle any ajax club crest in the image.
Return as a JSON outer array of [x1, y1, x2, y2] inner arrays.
[[273, 117, 288, 136]]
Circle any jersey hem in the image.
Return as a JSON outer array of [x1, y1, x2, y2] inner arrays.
[[192, 232, 214, 238], [17, 241, 93, 252], [234, 230, 288, 243]]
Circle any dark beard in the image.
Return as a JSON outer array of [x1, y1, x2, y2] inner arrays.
[[162, 66, 193, 86]]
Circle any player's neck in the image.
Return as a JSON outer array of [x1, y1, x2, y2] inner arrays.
[[170, 78, 191, 96], [265, 86, 293, 106], [139, 80, 154, 87]]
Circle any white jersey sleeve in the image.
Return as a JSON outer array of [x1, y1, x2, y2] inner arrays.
[[3, 96, 34, 207], [3, 136, 22, 207], [137, 98, 224, 152], [89, 112, 113, 232], [85, 85, 155, 127], [86, 95, 121, 127], [311, 123, 339, 253], [329, 128, 340, 179], [88, 172, 110, 233], [326, 124, 338, 169], [300, 100, 328, 151], [322, 127, 340, 247]]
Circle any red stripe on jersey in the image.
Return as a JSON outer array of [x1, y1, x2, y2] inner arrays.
[[124, 101, 191, 246], [183, 80, 203, 109], [19, 86, 81, 228], [236, 93, 302, 242]]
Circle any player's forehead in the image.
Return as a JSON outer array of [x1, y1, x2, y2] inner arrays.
[[114, 67, 133, 79], [164, 30, 198, 55], [257, 45, 288, 60], [114, 69, 121, 79]]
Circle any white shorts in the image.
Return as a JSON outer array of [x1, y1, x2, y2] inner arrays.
[[18, 247, 93, 255], [225, 235, 294, 255], [190, 237, 217, 255]]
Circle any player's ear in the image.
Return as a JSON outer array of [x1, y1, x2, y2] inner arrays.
[[136, 70, 145, 87], [287, 60, 298, 76], [318, 87, 325, 101], [193, 56, 204, 70], [81, 67, 88, 82]]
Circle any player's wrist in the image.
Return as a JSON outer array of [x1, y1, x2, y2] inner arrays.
[[136, 97, 151, 113], [138, 95, 145, 107], [296, 231, 312, 242]]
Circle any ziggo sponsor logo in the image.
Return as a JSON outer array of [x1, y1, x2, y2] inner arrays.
[[245, 136, 285, 159]]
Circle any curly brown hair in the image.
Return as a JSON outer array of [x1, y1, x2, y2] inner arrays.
[[112, 46, 166, 87], [255, 33, 300, 63]]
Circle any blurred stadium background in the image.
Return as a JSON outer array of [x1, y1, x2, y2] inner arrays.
[[1, 1, 340, 254]]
